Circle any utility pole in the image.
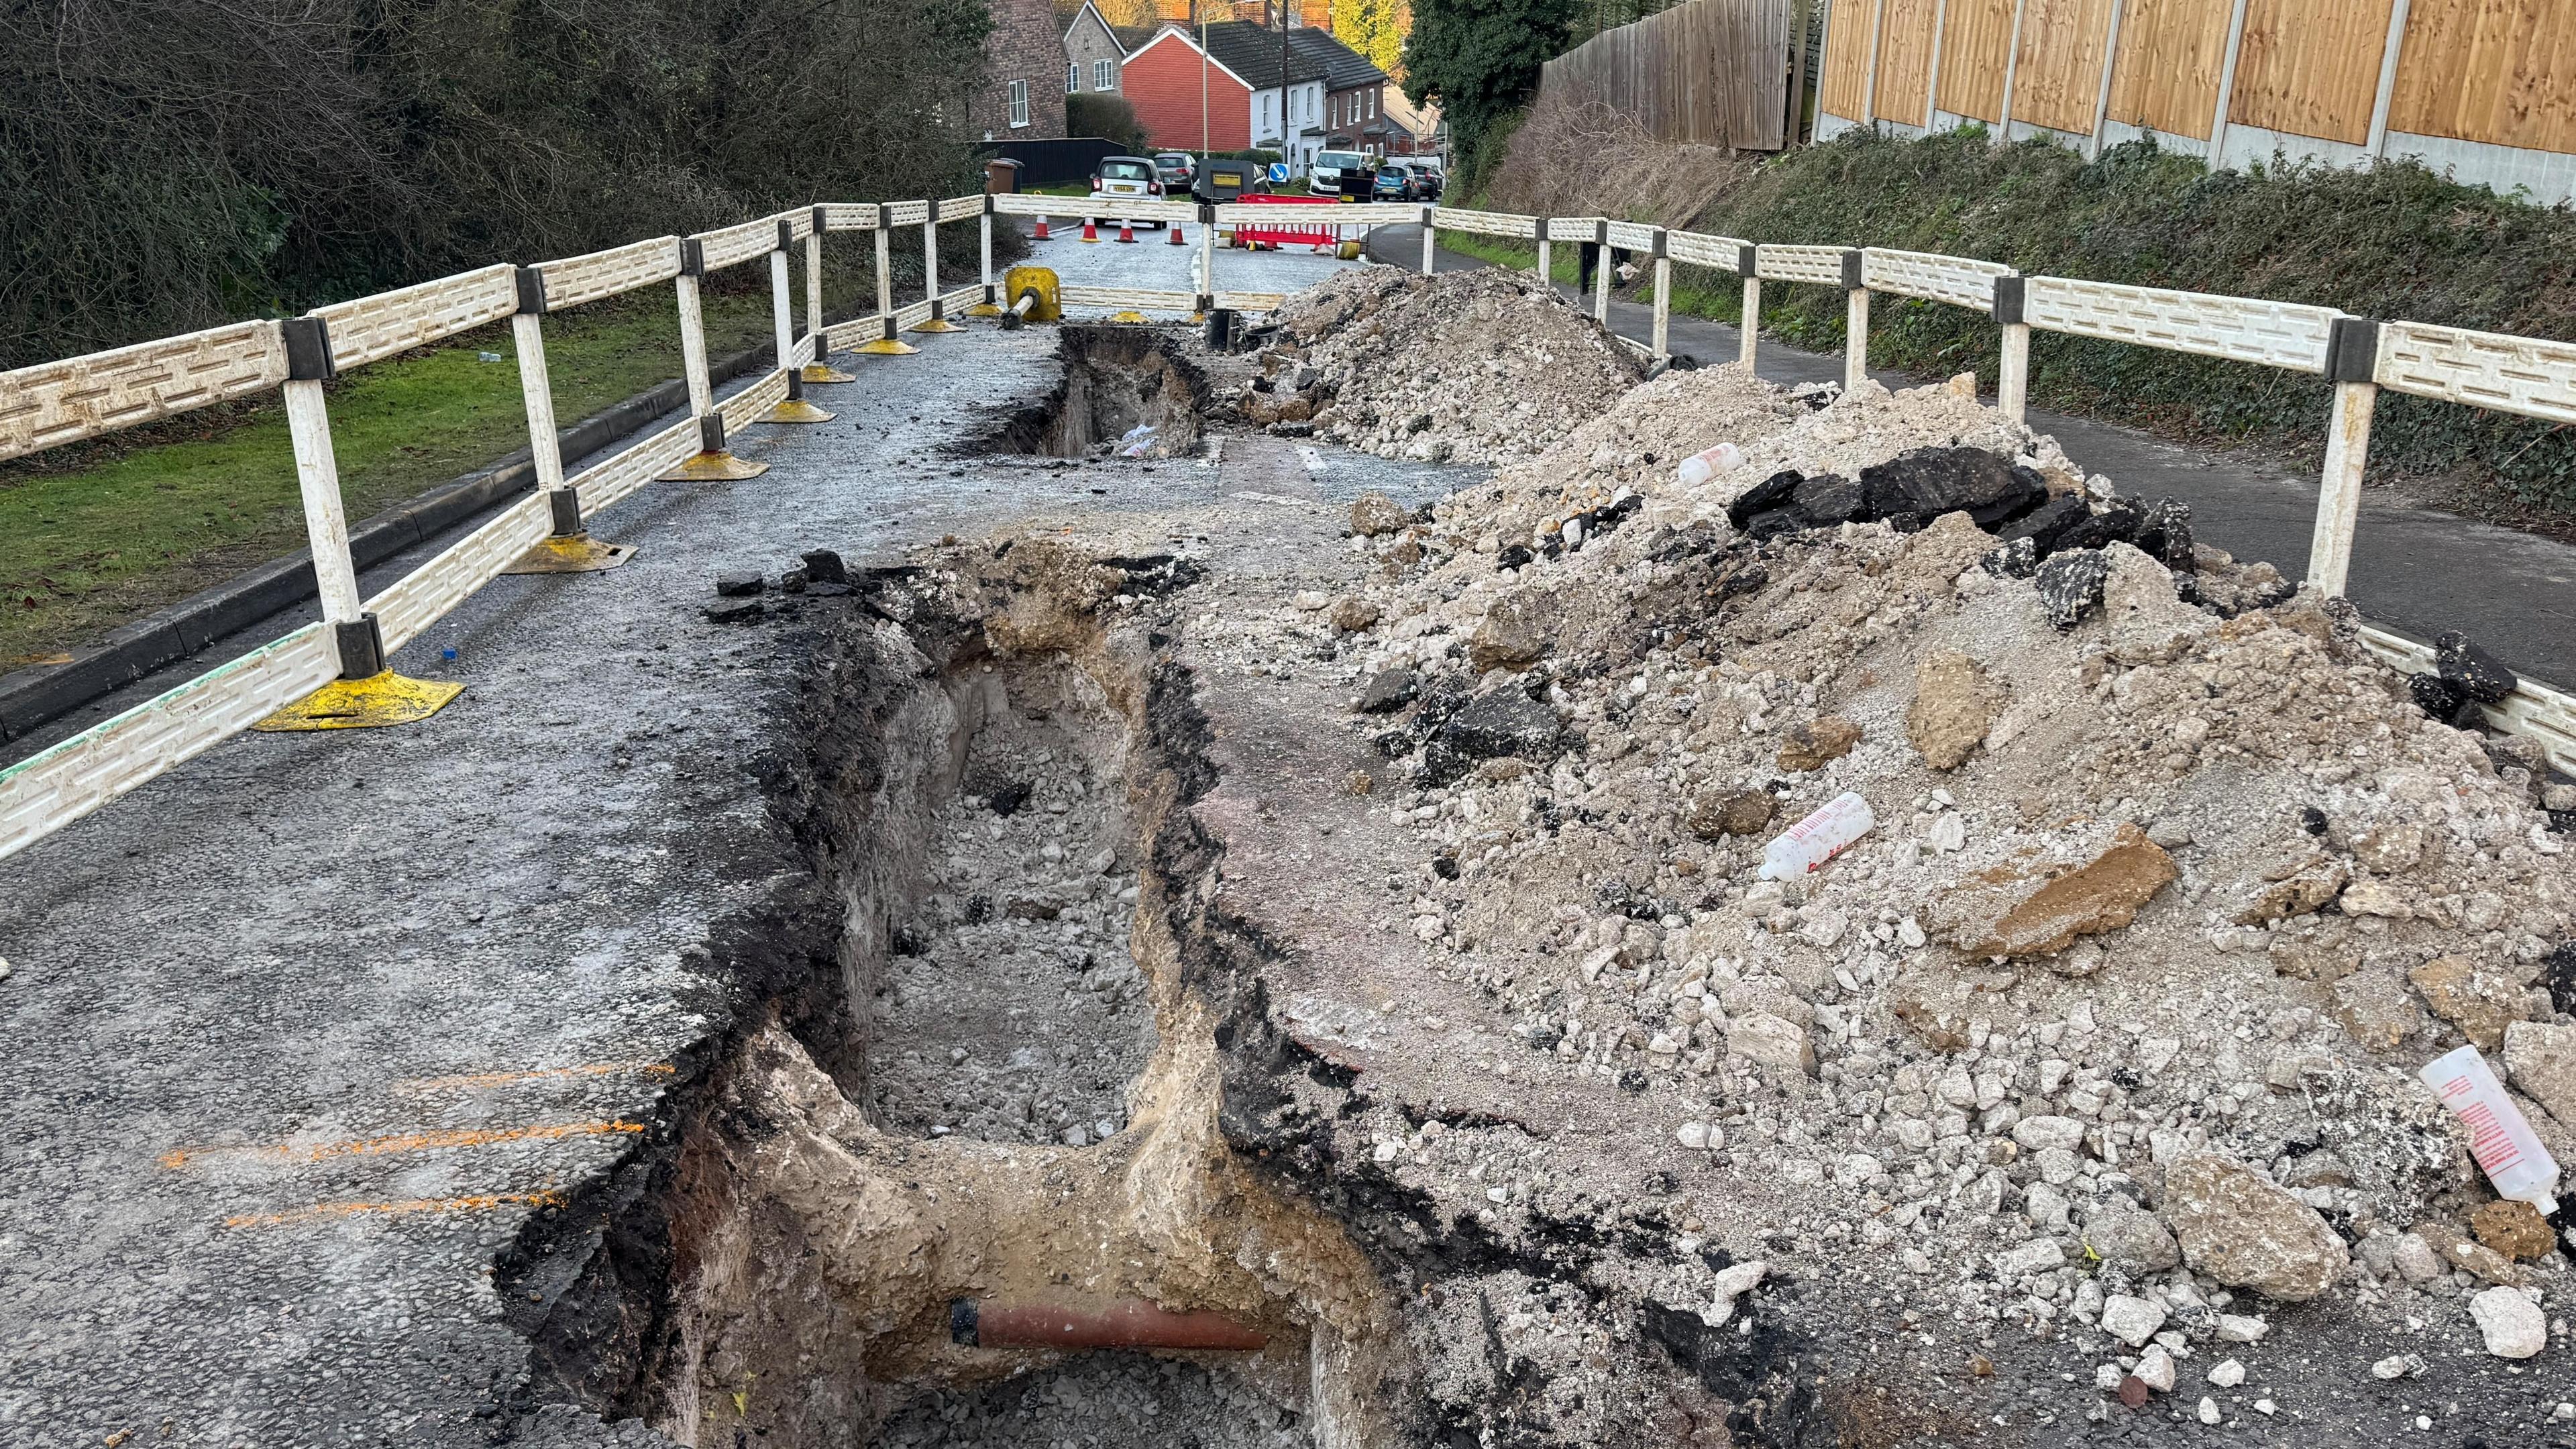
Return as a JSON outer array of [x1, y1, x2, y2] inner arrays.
[[1199, 0, 1209, 161]]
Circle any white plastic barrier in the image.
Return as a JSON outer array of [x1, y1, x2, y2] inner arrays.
[[368, 494, 556, 655], [533, 236, 683, 311], [2359, 627, 2576, 774], [2373, 321, 2576, 423], [309, 265, 518, 372], [0, 319, 288, 462], [0, 625, 339, 860], [1431, 207, 1539, 239], [1664, 231, 1751, 271], [1863, 248, 2014, 313], [1755, 244, 1851, 287], [692, 215, 784, 275], [2021, 276, 2337, 374]]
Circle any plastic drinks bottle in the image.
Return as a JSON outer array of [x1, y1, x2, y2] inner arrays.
[[1759, 792, 1876, 880], [2419, 1044, 2562, 1216], [1676, 441, 1746, 488]]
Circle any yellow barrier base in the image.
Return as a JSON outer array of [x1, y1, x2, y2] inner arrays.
[[762, 397, 837, 424], [910, 317, 962, 334], [660, 450, 769, 481], [1108, 311, 1150, 324], [800, 362, 858, 384], [502, 533, 633, 575], [853, 337, 918, 356], [254, 672, 464, 733], [963, 302, 1006, 317], [1338, 240, 1363, 260]]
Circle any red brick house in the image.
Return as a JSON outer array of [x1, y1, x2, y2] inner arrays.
[[974, 0, 1069, 142], [1119, 24, 1264, 154]]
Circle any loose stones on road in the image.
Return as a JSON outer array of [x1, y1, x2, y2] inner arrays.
[[2160, 1150, 2349, 1301], [2467, 1286, 2546, 1358]]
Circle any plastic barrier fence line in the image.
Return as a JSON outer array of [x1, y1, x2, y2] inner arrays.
[[570, 415, 703, 521], [990, 193, 1065, 218], [1214, 292, 1288, 312], [2372, 322, 2576, 425], [2021, 276, 2338, 374], [2358, 627, 2576, 775], [1324, 202, 1435, 226], [308, 265, 519, 372], [0, 319, 288, 462], [1862, 248, 2015, 313], [938, 196, 986, 223], [1663, 231, 1752, 272], [367, 493, 555, 655], [1755, 245, 1849, 286], [774, 209, 814, 244], [882, 200, 932, 228], [532, 236, 684, 312], [1040, 197, 1200, 225], [1603, 221, 1660, 254], [0, 625, 339, 862], [1430, 208, 1540, 239]]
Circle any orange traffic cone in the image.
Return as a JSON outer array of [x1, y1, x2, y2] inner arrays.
[[1034, 215, 1052, 240], [1168, 220, 1186, 246], [1080, 217, 1099, 243], [1116, 221, 1136, 244]]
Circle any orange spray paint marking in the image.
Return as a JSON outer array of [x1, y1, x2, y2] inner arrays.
[[396, 1061, 678, 1094], [223, 1189, 569, 1230], [160, 1119, 645, 1170]]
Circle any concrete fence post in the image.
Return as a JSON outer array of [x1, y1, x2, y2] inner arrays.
[[1841, 249, 1869, 392], [914, 200, 959, 333], [1592, 221, 1611, 326], [855, 205, 917, 356], [661, 239, 768, 478], [1536, 218, 1552, 290], [1993, 274, 2030, 423], [1739, 245, 1761, 368], [1650, 229, 1672, 360], [2308, 317, 2381, 598], [1420, 206, 1436, 275]]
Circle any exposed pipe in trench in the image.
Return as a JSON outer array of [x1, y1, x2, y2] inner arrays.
[[949, 1297, 1269, 1352]]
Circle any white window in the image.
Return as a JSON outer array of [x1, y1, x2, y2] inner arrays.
[[1009, 79, 1029, 128], [1067, 61, 1079, 94], [1366, 89, 1376, 118], [1094, 58, 1114, 90]]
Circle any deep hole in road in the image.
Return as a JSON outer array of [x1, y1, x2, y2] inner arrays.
[[496, 548, 1395, 1448], [981, 325, 1206, 460]]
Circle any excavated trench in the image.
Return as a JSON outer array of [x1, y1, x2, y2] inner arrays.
[[981, 326, 1206, 460], [496, 549, 1395, 1449]]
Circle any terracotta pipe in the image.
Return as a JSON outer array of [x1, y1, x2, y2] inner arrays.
[[949, 1297, 1268, 1351]]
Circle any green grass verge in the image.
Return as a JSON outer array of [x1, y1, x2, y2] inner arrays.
[[0, 274, 846, 666]]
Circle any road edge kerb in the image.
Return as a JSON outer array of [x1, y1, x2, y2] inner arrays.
[[0, 342, 775, 743]]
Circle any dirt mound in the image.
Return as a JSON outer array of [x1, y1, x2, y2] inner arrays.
[[1264, 266, 1644, 466], [1209, 357, 2575, 1434]]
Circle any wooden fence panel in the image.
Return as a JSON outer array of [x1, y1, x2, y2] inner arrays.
[[2009, 0, 2116, 134], [2390, 0, 2576, 154], [1538, 0, 1793, 147], [1820, 0, 1876, 120], [1874, 0, 1942, 122], [1936, 0, 2016, 121], [2104, 0, 2233, 139], [2228, 0, 2394, 145]]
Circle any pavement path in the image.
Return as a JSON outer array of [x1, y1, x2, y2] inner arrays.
[[1369, 225, 2576, 690]]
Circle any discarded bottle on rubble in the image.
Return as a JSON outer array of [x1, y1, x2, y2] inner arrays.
[[1758, 792, 1875, 880], [2419, 1045, 2561, 1216], [1675, 441, 1746, 489]]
